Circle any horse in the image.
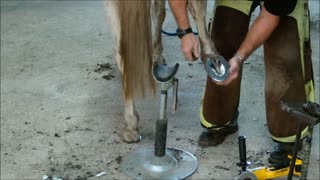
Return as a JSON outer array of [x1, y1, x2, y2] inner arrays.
[[105, 0, 219, 143]]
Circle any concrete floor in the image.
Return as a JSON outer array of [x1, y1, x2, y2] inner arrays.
[[1, 0, 319, 179]]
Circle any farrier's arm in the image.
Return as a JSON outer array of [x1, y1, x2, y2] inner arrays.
[[234, 0, 298, 60], [236, 6, 280, 61], [168, 0, 200, 61], [218, 0, 299, 85], [217, 6, 280, 85], [168, 0, 190, 29]]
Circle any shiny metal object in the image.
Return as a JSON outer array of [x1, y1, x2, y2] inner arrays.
[[121, 63, 198, 179], [121, 147, 198, 179], [204, 56, 229, 82]]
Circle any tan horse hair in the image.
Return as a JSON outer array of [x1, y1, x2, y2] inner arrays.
[[117, 0, 156, 100], [106, 0, 219, 142]]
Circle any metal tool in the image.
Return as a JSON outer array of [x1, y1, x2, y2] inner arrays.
[[152, 63, 179, 113], [121, 63, 198, 179], [236, 136, 251, 172], [280, 100, 320, 180], [235, 157, 302, 180], [235, 101, 319, 180], [203, 56, 230, 82], [235, 136, 302, 180]]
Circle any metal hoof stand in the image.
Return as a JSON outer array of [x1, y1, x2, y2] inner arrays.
[[121, 147, 198, 179], [121, 63, 198, 179]]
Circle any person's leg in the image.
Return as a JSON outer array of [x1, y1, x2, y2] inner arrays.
[[263, 0, 315, 162], [198, 0, 253, 147]]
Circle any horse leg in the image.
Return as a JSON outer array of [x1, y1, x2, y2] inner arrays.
[[151, 0, 166, 65], [105, 1, 121, 70], [123, 98, 141, 142], [187, 0, 219, 61], [105, 1, 144, 143]]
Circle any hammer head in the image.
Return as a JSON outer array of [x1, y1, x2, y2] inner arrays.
[[302, 101, 320, 118], [280, 100, 319, 126]]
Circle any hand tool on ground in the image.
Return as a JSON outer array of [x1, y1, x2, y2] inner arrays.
[[234, 136, 302, 180], [280, 100, 320, 180], [235, 101, 319, 180]]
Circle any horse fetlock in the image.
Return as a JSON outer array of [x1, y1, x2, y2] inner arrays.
[[201, 53, 220, 63], [153, 54, 166, 65], [199, 38, 219, 56], [123, 111, 141, 143]]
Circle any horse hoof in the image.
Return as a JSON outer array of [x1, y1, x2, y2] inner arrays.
[[122, 129, 142, 143]]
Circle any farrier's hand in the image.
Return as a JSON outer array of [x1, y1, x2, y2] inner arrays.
[[180, 33, 200, 61], [215, 56, 242, 86]]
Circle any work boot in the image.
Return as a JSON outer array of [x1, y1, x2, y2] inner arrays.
[[198, 119, 238, 147], [268, 142, 302, 164]]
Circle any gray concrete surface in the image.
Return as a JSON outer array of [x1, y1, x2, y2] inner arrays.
[[1, 0, 319, 179]]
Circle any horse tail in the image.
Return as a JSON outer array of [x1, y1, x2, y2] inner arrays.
[[117, 0, 156, 100]]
